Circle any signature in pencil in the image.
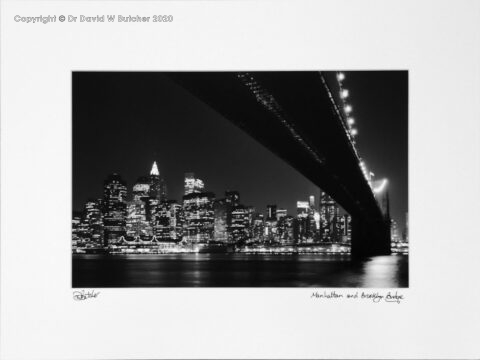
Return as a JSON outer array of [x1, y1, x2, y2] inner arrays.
[[73, 290, 100, 301]]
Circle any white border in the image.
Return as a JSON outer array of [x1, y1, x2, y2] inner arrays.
[[1, 1, 480, 359]]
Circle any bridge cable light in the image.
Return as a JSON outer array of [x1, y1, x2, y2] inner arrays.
[[373, 179, 388, 194], [335, 71, 379, 196]]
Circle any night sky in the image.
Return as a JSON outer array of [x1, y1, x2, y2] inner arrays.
[[73, 71, 408, 230]]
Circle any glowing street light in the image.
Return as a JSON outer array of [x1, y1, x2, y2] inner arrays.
[[344, 105, 352, 114], [340, 89, 349, 99], [350, 128, 358, 136], [347, 117, 355, 125], [337, 72, 345, 81]]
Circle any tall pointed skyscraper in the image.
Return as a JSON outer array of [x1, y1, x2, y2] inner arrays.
[[149, 161, 167, 202], [150, 161, 159, 176]]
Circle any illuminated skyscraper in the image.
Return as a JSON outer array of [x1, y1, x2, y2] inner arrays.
[[297, 201, 309, 217], [76, 211, 90, 243], [149, 161, 167, 202], [251, 213, 265, 243], [308, 196, 317, 240], [127, 177, 153, 239], [72, 211, 82, 250], [391, 219, 400, 242], [182, 191, 215, 243], [126, 200, 152, 239], [103, 173, 127, 246], [184, 172, 205, 195], [245, 206, 255, 240], [132, 176, 150, 200], [171, 202, 185, 240], [81, 199, 104, 247], [278, 215, 295, 245], [184, 173, 195, 195], [294, 216, 308, 243], [222, 191, 240, 240], [267, 205, 277, 220], [339, 214, 352, 244], [129, 163, 167, 231], [296, 200, 313, 242], [314, 211, 320, 230], [265, 205, 278, 242], [320, 191, 340, 242], [147, 197, 160, 229], [213, 199, 229, 243], [230, 205, 250, 244], [155, 200, 184, 241]]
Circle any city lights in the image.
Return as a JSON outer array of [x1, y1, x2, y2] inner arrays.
[[72, 72, 407, 259], [72, 164, 357, 255], [335, 72, 381, 198]]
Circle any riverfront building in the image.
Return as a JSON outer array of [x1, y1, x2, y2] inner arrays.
[[182, 191, 215, 243], [213, 199, 229, 243], [82, 199, 104, 247], [103, 173, 128, 246], [229, 205, 250, 244], [155, 200, 184, 241]]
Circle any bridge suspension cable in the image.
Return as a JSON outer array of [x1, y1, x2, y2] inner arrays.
[[335, 72, 377, 192]]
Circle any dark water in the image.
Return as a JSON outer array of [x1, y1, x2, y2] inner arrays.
[[72, 253, 408, 288]]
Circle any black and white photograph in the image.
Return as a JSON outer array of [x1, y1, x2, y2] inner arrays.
[[2, 1, 480, 359], [72, 71, 408, 288]]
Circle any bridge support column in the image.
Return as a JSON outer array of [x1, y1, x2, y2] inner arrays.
[[350, 216, 391, 258]]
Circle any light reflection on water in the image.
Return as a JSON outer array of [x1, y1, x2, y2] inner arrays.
[[73, 253, 408, 288], [361, 255, 406, 288]]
